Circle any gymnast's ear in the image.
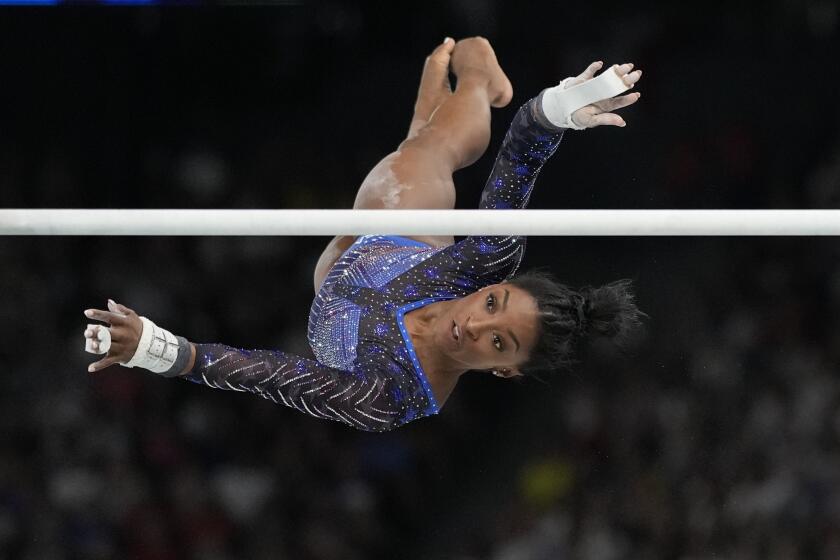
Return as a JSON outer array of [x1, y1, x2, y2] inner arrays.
[[491, 368, 523, 378]]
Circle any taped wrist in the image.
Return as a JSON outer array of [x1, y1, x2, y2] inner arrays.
[[122, 317, 191, 377], [540, 66, 630, 129]]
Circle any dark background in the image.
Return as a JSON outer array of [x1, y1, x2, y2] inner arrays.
[[1, 2, 839, 559]]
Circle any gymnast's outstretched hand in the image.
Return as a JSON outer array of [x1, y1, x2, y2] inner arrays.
[[541, 61, 643, 129], [83, 299, 142, 372], [572, 61, 642, 128]]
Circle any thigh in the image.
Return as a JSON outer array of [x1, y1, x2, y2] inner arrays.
[[313, 145, 457, 293]]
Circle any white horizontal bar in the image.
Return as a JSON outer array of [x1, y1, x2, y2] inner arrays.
[[1, 209, 839, 236]]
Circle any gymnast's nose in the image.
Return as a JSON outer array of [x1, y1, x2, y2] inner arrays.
[[464, 316, 489, 341]]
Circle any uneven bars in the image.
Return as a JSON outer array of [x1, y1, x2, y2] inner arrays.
[[1, 209, 839, 236]]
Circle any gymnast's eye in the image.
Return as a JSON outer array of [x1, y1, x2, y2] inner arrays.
[[486, 293, 496, 311], [493, 333, 503, 351]]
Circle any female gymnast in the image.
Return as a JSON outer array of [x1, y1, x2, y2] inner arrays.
[[83, 37, 646, 432]]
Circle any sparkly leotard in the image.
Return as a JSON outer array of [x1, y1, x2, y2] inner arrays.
[[183, 96, 565, 431]]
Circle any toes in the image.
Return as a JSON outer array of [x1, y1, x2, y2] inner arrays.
[[429, 37, 455, 64], [421, 40, 455, 97]]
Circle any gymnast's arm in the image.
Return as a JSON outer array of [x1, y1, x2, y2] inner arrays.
[[478, 59, 643, 211], [437, 62, 642, 282], [83, 303, 404, 432], [476, 95, 566, 213], [178, 342, 403, 432]]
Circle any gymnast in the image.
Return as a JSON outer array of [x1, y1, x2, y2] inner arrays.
[[82, 37, 646, 432]]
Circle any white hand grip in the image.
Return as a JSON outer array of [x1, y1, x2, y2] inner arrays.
[[542, 66, 630, 129], [84, 324, 111, 354]]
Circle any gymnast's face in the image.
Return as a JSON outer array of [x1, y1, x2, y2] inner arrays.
[[440, 282, 540, 377]]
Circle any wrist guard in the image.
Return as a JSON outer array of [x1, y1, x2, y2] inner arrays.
[[123, 317, 191, 377]]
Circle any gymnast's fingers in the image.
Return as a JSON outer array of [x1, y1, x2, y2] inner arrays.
[[84, 324, 104, 340], [108, 299, 135, 316], [622, 69, 642, 88], [83, 308, 126, 325], [612, 62, 634, 78], [88, 355, 119, 373], [578, 60, 603, 80], [85, 327, 100, 352], [83, 324, 111, 354], [589, 112, 626, 128], [595, 91, 641, 113]]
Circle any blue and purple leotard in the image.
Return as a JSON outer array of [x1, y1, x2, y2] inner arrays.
[[183, 97, 565, 431]]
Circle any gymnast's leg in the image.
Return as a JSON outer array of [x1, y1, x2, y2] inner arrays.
[[313, 37, 513, 293]]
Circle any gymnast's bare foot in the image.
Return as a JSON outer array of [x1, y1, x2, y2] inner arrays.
[[450, 36, 513, 108], [413, 37, 455, 123], [407, 38, 456, 138]]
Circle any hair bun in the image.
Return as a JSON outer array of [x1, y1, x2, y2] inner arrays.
[[507, 268, 647, 376], [573, 294, 590, 335], [580, 280, 645, 344]]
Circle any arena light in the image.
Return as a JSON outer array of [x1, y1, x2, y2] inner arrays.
[[1, 209, 839, 236]]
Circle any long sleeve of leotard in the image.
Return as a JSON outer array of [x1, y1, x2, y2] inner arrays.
[[181, 343, 403, 432], [440, 95, 566, 284], [478, 94, 565, 212]]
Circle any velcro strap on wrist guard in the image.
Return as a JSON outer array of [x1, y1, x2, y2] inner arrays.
[[542, 66, 630, 129], [122, 316, 180, 373]]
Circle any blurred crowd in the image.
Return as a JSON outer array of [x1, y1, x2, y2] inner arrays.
[[1, 2, 839, 559]]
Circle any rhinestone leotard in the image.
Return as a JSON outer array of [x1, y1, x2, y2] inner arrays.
[[183, 97, 565, 431]]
